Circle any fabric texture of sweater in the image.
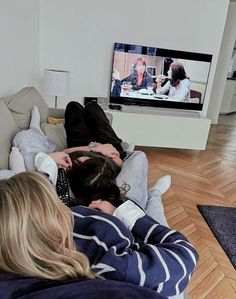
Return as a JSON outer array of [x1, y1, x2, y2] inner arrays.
[[0, 273, 166, 299], [72, 201, 199, 297]]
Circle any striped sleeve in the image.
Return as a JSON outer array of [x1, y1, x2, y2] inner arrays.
[[72, 206, 198, 298], [125, 215, 199, 296]]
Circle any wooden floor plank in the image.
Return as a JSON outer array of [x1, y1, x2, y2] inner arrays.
[[187, 256, 218, 293], [228, 279, 236, 293], [205, 278, 236, 299], [140, 122, 236, 298], [196, 246, 212, 269], [167, 211, 188, 226], [188, 267, 225, 299]]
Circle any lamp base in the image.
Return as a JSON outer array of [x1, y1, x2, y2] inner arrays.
[[55, 96, 58, 108]]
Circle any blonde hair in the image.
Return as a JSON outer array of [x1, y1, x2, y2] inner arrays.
[[0, 172, 94, 280]]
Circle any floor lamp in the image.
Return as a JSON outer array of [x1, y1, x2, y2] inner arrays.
[[44, 69, 70, 108]]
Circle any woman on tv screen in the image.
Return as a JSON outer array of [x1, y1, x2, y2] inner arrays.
[[155, 62, 190, 101], [121, 57, 153, 91]]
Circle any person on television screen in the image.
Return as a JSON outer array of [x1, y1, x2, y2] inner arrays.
[[111, 68, 122, 96], [155, 62, 190, 101], [121, 57, 153, 91]]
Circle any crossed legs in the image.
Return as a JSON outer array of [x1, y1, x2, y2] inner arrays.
[[65, 101, 126, 159]]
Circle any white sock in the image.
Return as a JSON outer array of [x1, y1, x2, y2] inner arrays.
[[29, 106, 44, 135], [149, 175, 171, 195]]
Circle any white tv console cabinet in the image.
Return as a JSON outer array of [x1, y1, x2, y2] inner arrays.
[[107, 108, 211, 150]]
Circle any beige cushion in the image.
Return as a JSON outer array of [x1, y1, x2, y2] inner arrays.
[[48, 117, 64, 125], [3, 87, 48, 129], [41, 123, 67, 151], [0, 101, 19, 169]]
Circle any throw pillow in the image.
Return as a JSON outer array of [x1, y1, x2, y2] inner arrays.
[[48, 117, 64, 125], [41, 123, 67, 151], [3, 87, 48, 129]]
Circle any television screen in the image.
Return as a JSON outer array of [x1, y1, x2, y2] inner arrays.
[[109, 43, 212, 111]]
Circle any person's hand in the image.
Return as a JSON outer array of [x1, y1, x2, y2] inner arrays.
[[156, 75, 166, 85], [89, 200, 116, 215], [95, 143, 120, 158], [49, 152, 72, 170]]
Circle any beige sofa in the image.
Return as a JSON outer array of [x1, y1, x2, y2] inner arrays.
[[0, 86, 187, 299], [0, 86, 113, 170]]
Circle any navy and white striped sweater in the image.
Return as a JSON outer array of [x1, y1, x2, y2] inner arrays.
[[72, 205, 198, 297]]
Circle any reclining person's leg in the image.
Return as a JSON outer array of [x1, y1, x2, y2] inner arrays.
[[65, 101, 91, 148], [146, 189, 169, 227], [145, 178, 185, 299], [116, 151, 148, 209], [84, 102, 126, 160], [145, 176, 171, 227]]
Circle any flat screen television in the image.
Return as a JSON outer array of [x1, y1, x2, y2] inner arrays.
[[109, 43, 212, 111]]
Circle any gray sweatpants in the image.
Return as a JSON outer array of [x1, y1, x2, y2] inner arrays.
[[116, 150, 169, 227], [116, 150, 185, 299]]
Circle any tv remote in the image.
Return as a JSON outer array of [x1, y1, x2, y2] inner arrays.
[[109, 104, 122, 110], [56, 168, 71, 205]]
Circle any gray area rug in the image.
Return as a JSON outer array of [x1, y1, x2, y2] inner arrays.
[[197, 205, 236, 269]]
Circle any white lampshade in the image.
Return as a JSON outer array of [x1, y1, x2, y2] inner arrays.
[[44, 69, 70, 108]]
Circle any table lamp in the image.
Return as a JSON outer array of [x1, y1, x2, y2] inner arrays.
[[44, 69, 70, 108]]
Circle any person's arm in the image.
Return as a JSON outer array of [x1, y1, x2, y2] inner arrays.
[[155, 80, 170, 95], [49, 152, 72, 169], [64, 143, 122, 162], [35, 153, 58, 185], [111, 155, 123, 167], [64, 146, 90, 154], [35, 151, 72, 185], [80, 200, 198, 297], [172, 79, 190, 101]]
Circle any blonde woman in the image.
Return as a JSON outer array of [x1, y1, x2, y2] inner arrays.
[[0, 172, 198, 299]]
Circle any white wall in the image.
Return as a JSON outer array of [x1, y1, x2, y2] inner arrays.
[[0, 0, 39, 97], [228, 39, 236, 76], [39, 0, 230, 112], [207, 0, 236, 123]]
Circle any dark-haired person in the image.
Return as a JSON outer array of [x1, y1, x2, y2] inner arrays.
[[11, 102, 145, 208], [0, 172, 198, 299], [155, 62, 190, 101], [61, 100, 132, 206], [66, 153, 126, 207], [38, 149, 171, 228], [121, 57, 153, 91]]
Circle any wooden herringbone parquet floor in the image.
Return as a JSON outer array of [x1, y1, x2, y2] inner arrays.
[[139, 124, 236, 299]]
